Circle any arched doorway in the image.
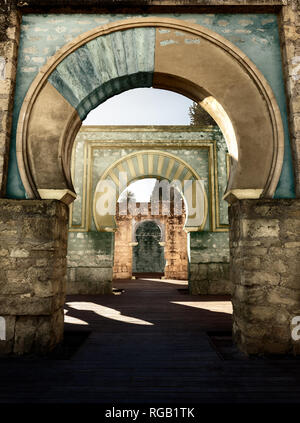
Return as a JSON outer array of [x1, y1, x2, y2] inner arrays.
[[93, 150, 207, 233], [16, 17, 284, 204], [133, 220, 166, 276], [11, 17, 295, 356], [111, 176, 190, 281]]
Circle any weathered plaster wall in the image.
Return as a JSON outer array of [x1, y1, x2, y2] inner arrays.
[[70, 126, 228, 231], [8, 1, 287, 10], [6, 12, 295, 199]]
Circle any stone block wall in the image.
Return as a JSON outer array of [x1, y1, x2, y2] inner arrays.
[[113, 210, 133, 279], [230, 199, 300, 355], [67, 231, 113, 294], [189, 231, 231, 295], [164, 214, 188, 280], [113, 201, 188, 280], [0, 199, 68, 355], [279, 0, 300, 196], [189, 262, 231, 295]]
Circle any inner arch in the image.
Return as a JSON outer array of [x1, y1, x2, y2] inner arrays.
[[93, 150, 208, 232]]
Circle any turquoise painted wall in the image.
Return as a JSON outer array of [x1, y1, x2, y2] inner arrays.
[[71, 126, 228, 232], [7, 13, 295, 199], [48, 27, 156, 120], [70, 126, 230, 280]]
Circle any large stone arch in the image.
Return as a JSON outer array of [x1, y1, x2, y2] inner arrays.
[[16, 17, 284, 204], [93, 150, 208, 232]]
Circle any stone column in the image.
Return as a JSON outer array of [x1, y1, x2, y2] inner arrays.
[[229, 199, 300, 355], [0, 6, 20, 196], [279, 0, 300, 196], [113, 213, 132, 279], [0, 199, 68, 355], [164, 214, 188, 280]]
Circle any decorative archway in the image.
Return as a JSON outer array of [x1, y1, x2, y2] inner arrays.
[[133, 219, 165, 243], [16, 17, 284, 205], [92, 150, 208, 232], [133, 220, 166, 274]]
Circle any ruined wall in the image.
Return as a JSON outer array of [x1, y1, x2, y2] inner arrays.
[[0, 199, 68, 355], [113, 211, 133, 280], [164, 208, 189, 280], [0, 0, 299, 357], [67, 231, 113, 294], [113, 201, 188, 280], [230, 198, 300, 355], [189, 231, 231, 294]]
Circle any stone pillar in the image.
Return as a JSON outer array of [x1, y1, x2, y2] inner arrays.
[[113, 212, 132, 279], [229, 199, 300, 355], [164, 214, 188, 280], [0, 199, 68, 355], [279, 0, 300, 196], [0, 6, 20, 196]]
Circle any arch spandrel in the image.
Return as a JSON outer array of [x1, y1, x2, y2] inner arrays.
[[16, 17, 284, 203], [92, 150, 208, 233]]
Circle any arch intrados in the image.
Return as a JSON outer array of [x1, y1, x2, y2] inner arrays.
[[16, 17, 284, 202], [101, 149, 204, 185]]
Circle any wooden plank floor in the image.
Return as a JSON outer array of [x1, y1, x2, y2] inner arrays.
[[1, 277, 300, 404]]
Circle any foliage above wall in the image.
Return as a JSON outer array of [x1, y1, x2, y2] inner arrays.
[[189, 103, 217, 127]]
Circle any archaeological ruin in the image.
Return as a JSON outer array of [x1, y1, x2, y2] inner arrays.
[[0, 0, 300, 361]]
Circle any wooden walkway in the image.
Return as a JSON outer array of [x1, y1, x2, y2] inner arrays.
[[1, 277, 300, 404]]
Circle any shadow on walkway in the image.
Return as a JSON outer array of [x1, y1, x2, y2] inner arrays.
[[2, 278, 300, 404]]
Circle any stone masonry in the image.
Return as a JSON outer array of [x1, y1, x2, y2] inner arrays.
[[0, 199, 68, 355], [189, 262, 231, 295], [67, 231, 113, 295], [279, 0, 300, 196], [113, 201, 188, 280], [0, 5, 20, 196], [230, 199, 300, 355]]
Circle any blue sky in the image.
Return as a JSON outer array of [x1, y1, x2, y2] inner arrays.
[[83, 88, 193, 200], [82, 88, 193, 126]]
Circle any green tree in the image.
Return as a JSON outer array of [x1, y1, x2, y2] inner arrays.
[[189, 102, 217, 126], [119, 189, 136, 203]]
